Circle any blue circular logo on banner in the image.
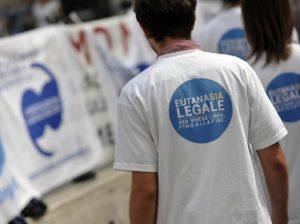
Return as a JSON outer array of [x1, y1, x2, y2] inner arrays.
[[267, 73, 300, 122], [169, 78, 233, 143], [0, 139, 5, 176], [218, 28, 250, 59]]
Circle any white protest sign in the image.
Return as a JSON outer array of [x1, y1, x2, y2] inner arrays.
[[0, 26, 104, 194], [0, 135, 39, 223], [67, 14, 155, 165]]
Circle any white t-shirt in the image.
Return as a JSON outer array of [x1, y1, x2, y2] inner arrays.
[[249, 43, 300, 224], [192, 0, 222, 41], [114, 48, 287, 224], [196, 7, 250, 59], [195, 6, 299, 59], [32, 0, 61, 27]]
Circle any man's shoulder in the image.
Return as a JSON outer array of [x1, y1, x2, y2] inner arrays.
[[121, 51, 252, 89], [201, 52, 256, 88], [119, 65, 155, 102], [201, 51, 250, 70]]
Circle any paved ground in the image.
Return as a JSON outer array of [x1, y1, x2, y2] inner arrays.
[[28, 166, 131, 224]]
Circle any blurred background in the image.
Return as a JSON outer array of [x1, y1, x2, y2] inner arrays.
[[0, 1, 299, 224], [0, 0, 299, 38], [0, 0, 133, 37]]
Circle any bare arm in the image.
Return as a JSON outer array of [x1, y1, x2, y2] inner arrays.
[[256, 142, 288, 224], [130, 171, 158, 224]]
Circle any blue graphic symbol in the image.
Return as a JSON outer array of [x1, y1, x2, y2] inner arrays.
[[218, 28, 250, 59], [267, 73, 300, 122], [136, 63, 150, 73], [0, 138, 5, 175], [169, 78, 233, 143], [22, 63, 63, 157]]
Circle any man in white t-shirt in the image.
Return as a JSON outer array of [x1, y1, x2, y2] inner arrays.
[[114, 0, 289, 223]]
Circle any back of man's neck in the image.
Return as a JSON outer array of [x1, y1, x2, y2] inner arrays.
[[157, 37, 190, 51], [157, 39, 200, 57]]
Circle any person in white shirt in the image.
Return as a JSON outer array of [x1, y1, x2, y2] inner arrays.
[[114, 0, 289, 223], [32, 0, 62, 27], [242, 0, 300, 223], [196, 0, 250, 59], [196, 0, 298, 60]]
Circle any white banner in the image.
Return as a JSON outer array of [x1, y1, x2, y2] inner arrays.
[[0, 26, 104, 194], [67, 14, 155, 164], [68, 22, 118, 165], [0, 135, 39, 223], [0, 10, 156, 208]]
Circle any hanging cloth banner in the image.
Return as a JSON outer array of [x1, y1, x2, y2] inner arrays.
[[0, 134, 39, 223], [67, 14, 155, 165], [0, 26, 104, 194]]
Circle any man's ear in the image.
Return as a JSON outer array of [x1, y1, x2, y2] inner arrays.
[[139, 23, 152, 39]]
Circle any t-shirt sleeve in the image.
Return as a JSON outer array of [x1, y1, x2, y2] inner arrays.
[[245, 64, 288, 150], [114, 90, 158, 172]]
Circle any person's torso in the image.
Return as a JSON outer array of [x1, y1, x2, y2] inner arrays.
[[128, 50, 271, 224], [250, 44, 300, 223]]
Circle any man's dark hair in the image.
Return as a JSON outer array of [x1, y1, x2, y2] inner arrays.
[[242, 0, 293, 65], [134, 0, 197, 42], [222, 0, 240, 4]]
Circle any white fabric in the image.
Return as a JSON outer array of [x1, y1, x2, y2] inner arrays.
[[195, 6, 299, 59], [0, 26, 104, 194], [114, 49, 287, 224], [32, 0, 61, 27], [66, 13, 155, 161], [249, 43, 300, 224], [0, 135, 39, 223], [195, 6, 249, 59], [292, 28, 299, 43]]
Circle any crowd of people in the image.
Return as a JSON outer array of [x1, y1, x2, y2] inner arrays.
[[1, 0, 299, 223], [114, 0, 299, 224], [0, 0, 131, 37]]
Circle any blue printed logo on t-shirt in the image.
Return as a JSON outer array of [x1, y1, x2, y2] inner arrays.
[[267, 73, 300, 122], [0, 138, 5, 176], [218, 28, 250, 59], [169, 78, 233, 143]]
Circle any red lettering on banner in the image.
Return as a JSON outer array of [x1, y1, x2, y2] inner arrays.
[[94, 26, 113, 50], [71, 30, 92, 65], [120, 22, 130, 55]]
